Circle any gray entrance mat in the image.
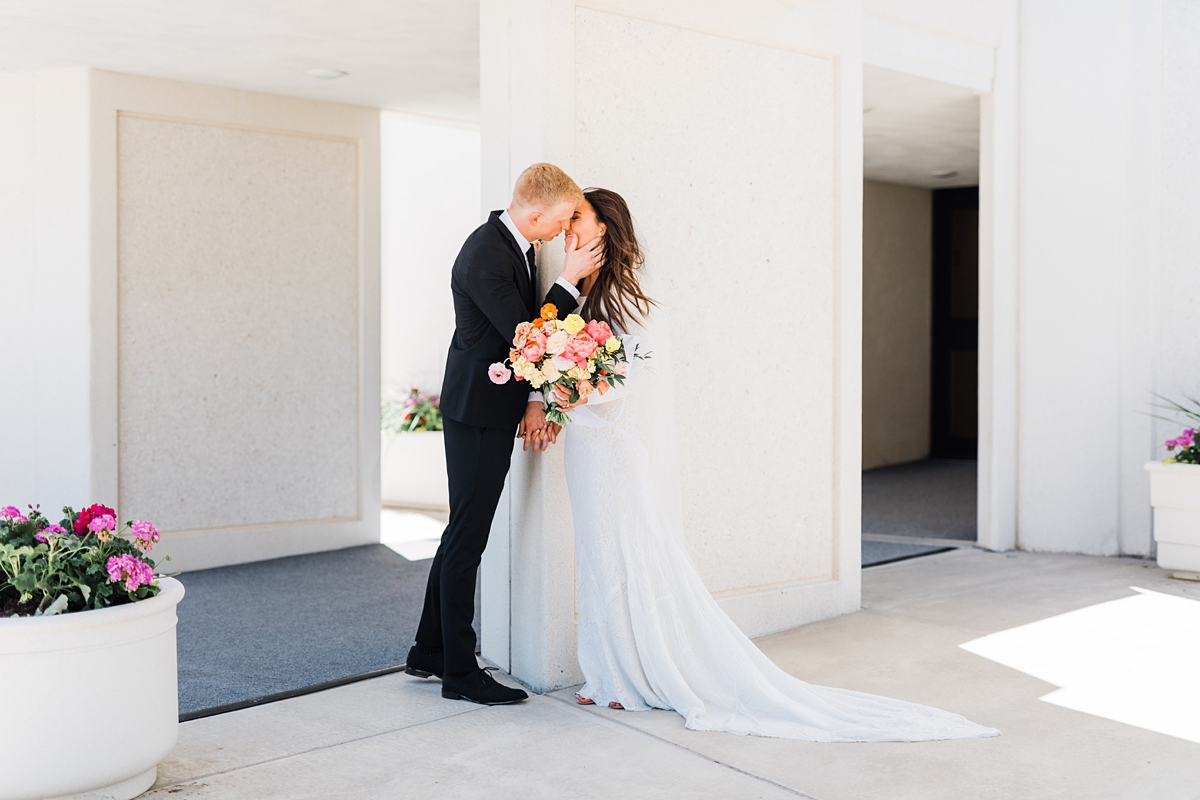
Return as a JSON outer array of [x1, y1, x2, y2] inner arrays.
[[862, 459, 977, 566], [862, 539, 954, 567], [175, 544, 440, 717]]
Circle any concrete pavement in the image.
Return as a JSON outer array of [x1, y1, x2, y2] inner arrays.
[[146, 549, 1200, 800]]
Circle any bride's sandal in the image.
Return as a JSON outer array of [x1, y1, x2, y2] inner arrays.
[[608, 701, 624, 710], [575, 693, 596, 706]]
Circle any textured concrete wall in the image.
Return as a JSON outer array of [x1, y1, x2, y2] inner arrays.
[[862, 180, 932, 470], [116, 115, 360, 533], [480, 0, 862, 692], [575, 9, 837, 594]]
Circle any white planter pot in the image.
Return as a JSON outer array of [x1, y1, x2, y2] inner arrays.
[[1146, 461, 1200, 578], [0, 578, 185, 800], [381, 431, 450, 510]]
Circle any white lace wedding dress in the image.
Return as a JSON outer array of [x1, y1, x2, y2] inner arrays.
[[563, 308, 998, 742]]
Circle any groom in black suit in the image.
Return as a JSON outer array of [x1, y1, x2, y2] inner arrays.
[[406, 164, 603, 705]]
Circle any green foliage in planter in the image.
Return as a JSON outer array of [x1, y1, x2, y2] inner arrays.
[[383, 388, 443, 434], [0, 505, 164, 617]]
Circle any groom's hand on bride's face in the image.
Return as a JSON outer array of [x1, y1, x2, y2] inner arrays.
[[560, 232, 604, 284]]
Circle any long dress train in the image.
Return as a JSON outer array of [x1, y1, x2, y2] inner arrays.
[[563, 318, 998, 742]]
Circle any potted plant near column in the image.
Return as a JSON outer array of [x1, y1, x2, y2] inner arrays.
[[1145, 395, 1200, 580], [0, 504, 183, 800], [381, 388, 450, 510]]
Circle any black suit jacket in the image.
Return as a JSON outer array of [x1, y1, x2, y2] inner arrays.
[[439, 211, 579, 430]]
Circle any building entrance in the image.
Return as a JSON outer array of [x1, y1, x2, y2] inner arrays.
[[931, 187, 979, 459]]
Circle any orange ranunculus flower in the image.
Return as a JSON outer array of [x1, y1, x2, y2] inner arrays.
[[540, 303, 558, 321], [531, 318, 545, 329]]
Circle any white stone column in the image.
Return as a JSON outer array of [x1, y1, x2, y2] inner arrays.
[[480, 0, 864, 692], [977, 1, 1020, 553], [0, 70, 94, 516]]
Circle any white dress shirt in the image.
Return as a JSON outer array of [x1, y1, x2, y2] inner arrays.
[[498, 209, 581, 403]]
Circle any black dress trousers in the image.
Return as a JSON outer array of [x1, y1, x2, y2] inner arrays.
[[414, 415, 516, 674]]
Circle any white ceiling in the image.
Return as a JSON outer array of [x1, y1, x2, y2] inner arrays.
[[0, 0, 481, 122], [863, 64, 980, 189], [0, 4, 981, 180]]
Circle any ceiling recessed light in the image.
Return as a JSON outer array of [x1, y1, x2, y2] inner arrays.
[[308, 68, 348, 80], [931, 169, 958, 179]]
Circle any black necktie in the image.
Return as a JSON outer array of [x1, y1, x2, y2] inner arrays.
[[525, 247, 538, 305]]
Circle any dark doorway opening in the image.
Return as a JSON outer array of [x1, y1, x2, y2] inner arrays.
[[930, 187, 979, 459]]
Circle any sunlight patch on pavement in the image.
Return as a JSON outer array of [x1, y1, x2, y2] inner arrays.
[[961, 587, 1200, 744], [380, 509, 444, 561]]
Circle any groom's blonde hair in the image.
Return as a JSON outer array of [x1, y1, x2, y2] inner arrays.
[[511, 163, 584, 211]]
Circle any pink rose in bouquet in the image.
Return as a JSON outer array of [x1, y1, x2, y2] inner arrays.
[[564, 334, 598, 364], [584, 320, 613, 345], [522, 330, 548, 362]]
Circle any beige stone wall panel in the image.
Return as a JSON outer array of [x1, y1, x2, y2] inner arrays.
[[575, 9, 837, 594], [117, 115, 360, 533], [861, 179, 932, 470]]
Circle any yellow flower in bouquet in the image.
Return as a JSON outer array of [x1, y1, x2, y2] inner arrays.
[[605, 336, 622, 354], [562, 314, 586, 335]]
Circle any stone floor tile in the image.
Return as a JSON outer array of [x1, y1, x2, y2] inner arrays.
[[149, 693, 803, 800], [157, 672, 471, 786]]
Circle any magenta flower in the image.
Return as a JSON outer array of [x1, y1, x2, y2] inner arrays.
[[1, 506, 21, 519], [89, 514, 117, 542], [1166, 430, 1196, 450], [106, 554, 156, 593], [34, 524, 68, 543], [131, 520, 160, 552]]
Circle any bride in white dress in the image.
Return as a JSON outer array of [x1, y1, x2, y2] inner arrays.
[[550, 188, 998, 742]]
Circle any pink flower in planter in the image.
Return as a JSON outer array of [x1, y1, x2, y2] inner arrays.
[[89, 514, 117, 542], [34, 524, 67, 543], [106, 554, 156, 593], [131, 520, 160, 552]]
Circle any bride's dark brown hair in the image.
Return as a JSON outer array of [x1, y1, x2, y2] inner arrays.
[[579, 188, 656, 332]]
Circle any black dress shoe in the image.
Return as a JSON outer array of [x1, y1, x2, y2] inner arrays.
[[405, 644, 444, 679], [442, 668, 528, 705]]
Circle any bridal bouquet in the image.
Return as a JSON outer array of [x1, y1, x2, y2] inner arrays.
[[488, 302, 640, 425]]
